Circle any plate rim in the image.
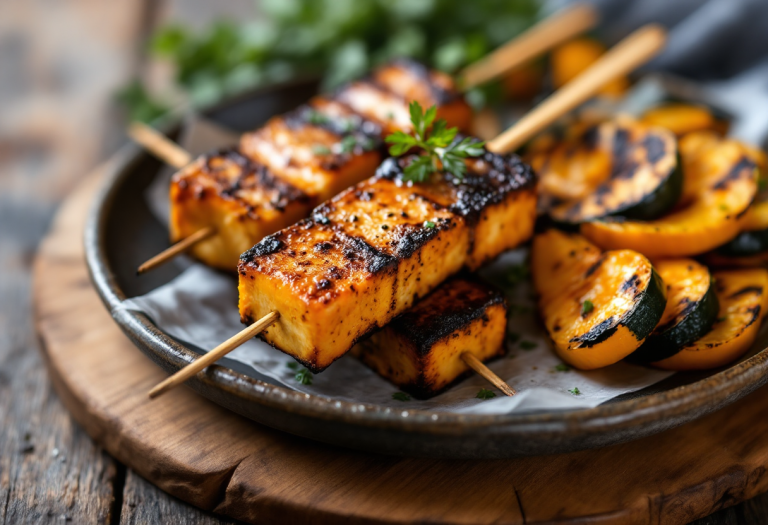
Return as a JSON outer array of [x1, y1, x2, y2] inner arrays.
[[83, 80, 768, 449]]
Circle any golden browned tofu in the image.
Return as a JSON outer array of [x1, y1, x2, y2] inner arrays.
[[353, 277, 507, 398], [238, 151, 536, 372], [334, 59, 473, 135], [239, 99, 384, 202], [170, 149, 311, 270]]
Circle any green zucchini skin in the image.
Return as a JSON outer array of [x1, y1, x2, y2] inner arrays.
[[716, 228, 768, 257], [620, 155, 683, 221], [627, 279, 720, 363], [569, 268, 667, 348], [549, 127, 682, 225]]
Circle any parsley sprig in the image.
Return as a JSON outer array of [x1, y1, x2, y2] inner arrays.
[[385, 101, 485, 183]]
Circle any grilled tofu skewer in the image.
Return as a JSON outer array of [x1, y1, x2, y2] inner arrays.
[[147, 25, 667, 400], [133, 5, 599, 274]]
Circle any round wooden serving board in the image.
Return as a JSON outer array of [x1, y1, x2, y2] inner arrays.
[[33, 166, 768, 525]]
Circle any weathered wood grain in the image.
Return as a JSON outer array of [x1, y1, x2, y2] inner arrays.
[[121, 469, 236, 524], [32, 165, 768, 525]]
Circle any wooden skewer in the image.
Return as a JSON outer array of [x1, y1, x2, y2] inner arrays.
[[459, 3, 599, 90], [131, 8, 598, 276], [128, 122, 191, 169], [137, 226, 217, 275], [487, 24, 666, 153], [461, 352, 516, 396], [146, 24, 666, 399], [148, 311, 280, 399]]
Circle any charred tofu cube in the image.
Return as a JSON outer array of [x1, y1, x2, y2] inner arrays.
[[238, 149, 536, 371], [170, 148, 311, 270], [239, 99, 384, 203], [353, 277, 507, 398], [334, 59, 473, 135]]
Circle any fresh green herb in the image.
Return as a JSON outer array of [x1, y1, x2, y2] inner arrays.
[[306, 109, 330, 126], [519, 340, 537, 350], [581, 300, 594, 316], [476, 388, 496, 400], [337, 135, 358, 154], [424, 220, 436, 229], [392, 392, 411, 402], [568, 387, 582, 395], [286, 362, 299, 370], [311, 144, 331, 156], [385, 101, 485, 182], [505, 263, 530, 288], [119, 2, 540, 122], [554, 363, 570, 372], [295, 368, 313, 385]]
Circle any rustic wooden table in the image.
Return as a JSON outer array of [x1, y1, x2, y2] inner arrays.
[[1, 1, 766, 523]]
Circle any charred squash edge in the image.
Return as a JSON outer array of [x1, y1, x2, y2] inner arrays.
[[549, 134, 683, 225], [628, 277, 719, 363], [558, 266, 667, 349]]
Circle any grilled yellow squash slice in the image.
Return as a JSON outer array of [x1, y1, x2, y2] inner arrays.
[[628, 259, 718, 363], [530, 117, 681, 224], [653, 269, 768, 370], [640, 103, 726, 137], [581, 132, 758, 258], [353, 277, 507, 398], [531, 230, 666, 370]]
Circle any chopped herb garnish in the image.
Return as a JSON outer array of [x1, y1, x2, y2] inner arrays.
[[519, 340, 537, 350], [306, 109, 330, 125], [385, 101, 485, 183], [286, 362, 299, 370], [424, 220, 436, 229], [554, 363, 570, 372], [392, 392, 411, 402], [476, 388, 496, 400], [568, 387, 582, 395], [311, 144, 331, 156], [581, 300, 594, 316], [337, 135, 358, 154], [295, 368, 313, 385]]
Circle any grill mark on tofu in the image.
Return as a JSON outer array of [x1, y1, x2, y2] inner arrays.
[[238, 146, 535, 369], [391, 277, 506, 356], [177, 147, 310, 215]]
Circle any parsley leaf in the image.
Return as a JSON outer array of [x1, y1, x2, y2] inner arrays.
[[476, 388, 496, 400], [392, 392, 411, 402], [519, 340, 537, 350], [581, 300, 594, 316], [554, 363, 570, 372], [294, 368, 313, 385], [568, 387, 582, 395], [385, 101, 485, 183], [286, 362, 299, 370], [424, 220, 436, 229]]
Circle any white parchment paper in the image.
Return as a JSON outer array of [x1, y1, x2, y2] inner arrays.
[[121, 114, 677, 415]]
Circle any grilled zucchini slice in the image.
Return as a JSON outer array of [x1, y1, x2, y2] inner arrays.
[[531, 230, 666, 370], [531, 117, 681, 224], [581, 133, 759, 258], [652, 269, 768, 370], [628, 259, 718, 363]]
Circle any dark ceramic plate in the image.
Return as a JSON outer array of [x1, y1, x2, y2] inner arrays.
[[84, 78, 768, 459]]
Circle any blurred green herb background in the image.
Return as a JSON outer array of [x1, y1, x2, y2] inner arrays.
[[118, 0, 541, 122]]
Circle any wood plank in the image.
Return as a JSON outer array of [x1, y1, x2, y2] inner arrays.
[[120, 469, 236, 524], [32, 160, 768, 525]]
